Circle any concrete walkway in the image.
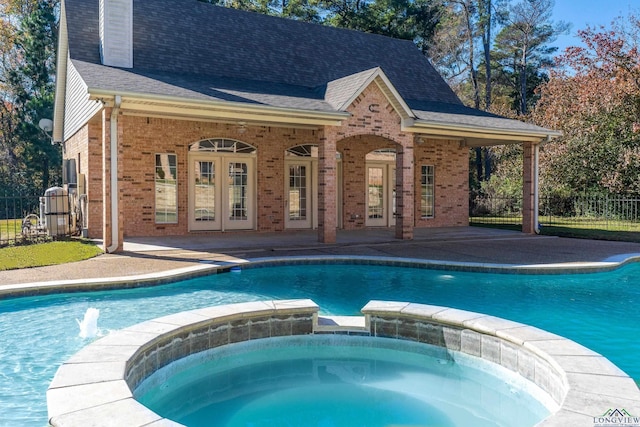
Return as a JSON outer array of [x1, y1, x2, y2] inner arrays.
[[2, 227, 640, 287]]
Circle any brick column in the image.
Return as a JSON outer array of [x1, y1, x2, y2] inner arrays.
[[395, 140, 414, 240], [522, 141, 537, 234], [318, 129, 337, 243]]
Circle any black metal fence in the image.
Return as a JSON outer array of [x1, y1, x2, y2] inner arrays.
[[0, 190, 75, 247], [469, 193, 523, 226], [470, 193, 640, 233]]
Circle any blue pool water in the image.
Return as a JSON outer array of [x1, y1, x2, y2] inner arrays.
[[136, 336, 553, 427], [0, 261, 639, 426]]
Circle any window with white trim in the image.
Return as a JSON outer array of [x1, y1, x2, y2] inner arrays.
[[421, 165, 434, 218], [155, 153, 178, 223]]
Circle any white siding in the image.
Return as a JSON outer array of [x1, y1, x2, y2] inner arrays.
[[64, 60, 102, 141], [99, 0, 133, 68]]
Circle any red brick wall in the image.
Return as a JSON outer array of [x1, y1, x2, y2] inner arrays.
[[115, 116, 318, 237], [329, 83, 469, 230], [328, 83, 411, 230], [414, 139, 469, 227], [74, 82, 469, 239], [338, 134, 396, 229], [63, 116, 104, 239]]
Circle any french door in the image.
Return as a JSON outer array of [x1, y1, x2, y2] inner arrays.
[[189, 154, 255, 231], [285, 160, 318, 229], [366, 163, 396, 227]]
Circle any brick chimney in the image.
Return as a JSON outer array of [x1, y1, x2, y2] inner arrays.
[[99, 0, 133, 68]]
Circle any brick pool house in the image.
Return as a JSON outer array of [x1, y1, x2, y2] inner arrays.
[[53, 0, 560, 252]]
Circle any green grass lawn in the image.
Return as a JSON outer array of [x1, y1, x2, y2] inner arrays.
[[0, 219, 21, 242], [472, 216, 640, 243], [0, 240, 103, 271]]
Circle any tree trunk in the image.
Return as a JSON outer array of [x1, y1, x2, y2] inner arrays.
[[481, 0, 492, 111], [520, 46, 528, 114], [464, 2, 480, 109], [475, 147, 483, 182], [483, 147, 491, 181]]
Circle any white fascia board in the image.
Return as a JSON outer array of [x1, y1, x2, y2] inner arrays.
[[372, 73, 414, 120], [88, 89, 349, 126], [332, 68, 379, 110], [53, 0, 69, 143], [404, 120, 562, 143]]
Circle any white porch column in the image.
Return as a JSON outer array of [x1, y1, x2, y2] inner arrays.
[[101, 105, 124, 252]]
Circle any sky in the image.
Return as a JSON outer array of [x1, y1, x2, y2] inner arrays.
[[552, 0, 638, 53]]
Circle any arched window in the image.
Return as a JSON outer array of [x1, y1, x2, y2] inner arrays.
[[190, 138, 256, 154], [286, 144, 317, 157], [366, 148, 396, 161]]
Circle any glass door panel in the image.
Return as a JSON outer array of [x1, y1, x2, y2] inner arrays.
[[289, 165, 307, 220], [367, 166, 385, 226], [285, 163, 312, 228], [190, 158, 220, 230], [195, 161, 216, 221], [228, 162, 248, 221], [391, 167, 396, 226], [366, 164, 395, 227], [224, 160, 253, 230]]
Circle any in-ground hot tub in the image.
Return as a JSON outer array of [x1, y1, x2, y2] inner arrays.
[[135, 334, 553, 427], [47, 299, 640, 427]]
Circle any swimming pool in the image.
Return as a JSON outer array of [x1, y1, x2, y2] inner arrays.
[[1, 260, 639, 426]]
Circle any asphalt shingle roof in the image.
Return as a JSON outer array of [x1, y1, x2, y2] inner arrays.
[[64, 0, 556, 136], [408, 101, 554, 134], [72, 60, 337, 112], [66, 0, 460, 105]]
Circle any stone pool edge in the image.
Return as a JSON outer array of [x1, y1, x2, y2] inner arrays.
[[46, 299, 640, 427], [4, 253, 640, 300]]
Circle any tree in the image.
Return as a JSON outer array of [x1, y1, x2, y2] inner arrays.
[[0, 0, 60, 194], [478, 0, 492, 109], [318, 0, 441, 48], [492, 0, 567, 115], [431, 0, 516, 186], [533, 14, 640, 194], [1, 0, 59, 193], [198, 0, 441, 45], [199, 0, 321, 21]]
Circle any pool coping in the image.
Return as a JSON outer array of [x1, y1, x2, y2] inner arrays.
[[46, 299, 640, 427], [3, 253, 640, 300]]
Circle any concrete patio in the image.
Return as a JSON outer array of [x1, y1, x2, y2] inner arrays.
[[2, 226, 640, 287]]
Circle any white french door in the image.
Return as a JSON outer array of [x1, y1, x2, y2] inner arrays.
[[366, 163, 396, 227], [285, 161, 314, 229], [189, 154, 255, 231]]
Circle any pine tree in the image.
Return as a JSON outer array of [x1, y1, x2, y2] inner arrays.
[[2, 0, 59, 193]]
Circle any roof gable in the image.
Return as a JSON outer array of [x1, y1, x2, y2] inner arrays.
[[322, 67, 413, 121]]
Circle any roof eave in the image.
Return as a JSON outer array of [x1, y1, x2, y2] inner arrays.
[[404, 119, 562, 144], [88, 88, 350, 127]]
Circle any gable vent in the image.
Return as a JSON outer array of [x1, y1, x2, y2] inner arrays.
[[99, 0, 133, 68]]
